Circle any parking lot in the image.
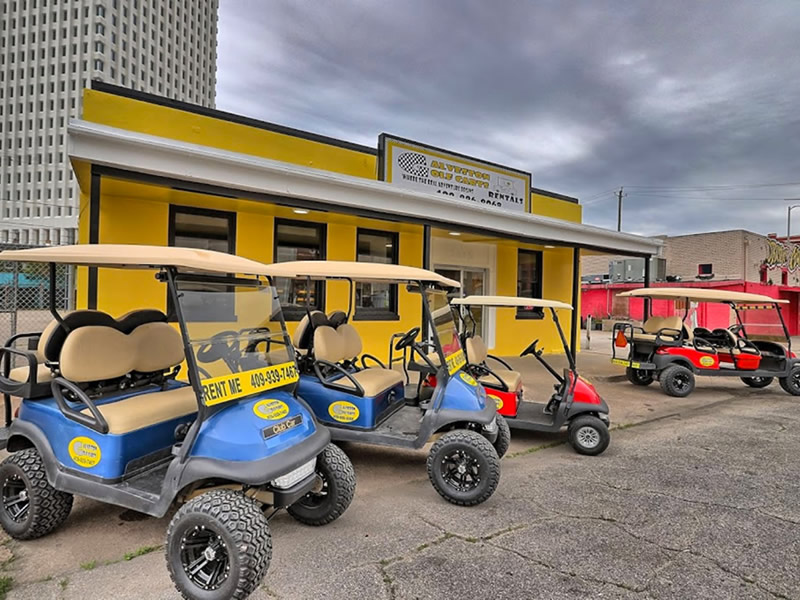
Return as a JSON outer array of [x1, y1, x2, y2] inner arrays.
[[2, 353, 799, 599]]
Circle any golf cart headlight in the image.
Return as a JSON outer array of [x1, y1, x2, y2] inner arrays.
[[271, 458, 316, 490], [483, 417, 498, 434]]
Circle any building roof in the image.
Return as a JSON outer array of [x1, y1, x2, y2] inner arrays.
[[68, 120, 662, 256]]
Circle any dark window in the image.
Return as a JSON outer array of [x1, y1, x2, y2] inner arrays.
[[168, 206, 236, 321], [355, 229, 399, 320], [516, 249, 543, 319], [698, 263, 713, 275], [274, 219, 326, 320]]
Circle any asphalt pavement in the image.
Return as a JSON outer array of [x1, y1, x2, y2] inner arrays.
[[3, 351, 799, 599]]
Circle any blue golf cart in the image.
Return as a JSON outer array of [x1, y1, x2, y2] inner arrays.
[[264, 261, 503, 506], [0, 245, 355, 600]]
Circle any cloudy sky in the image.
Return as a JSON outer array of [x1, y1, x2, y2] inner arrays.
[[216, 1, 800, 237]]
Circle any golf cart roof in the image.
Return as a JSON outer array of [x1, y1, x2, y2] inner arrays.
[[617, 287, 789, 305], [452, 295, 574, 310], [0, 244, 274, 276], [262, 261, 461, 287]]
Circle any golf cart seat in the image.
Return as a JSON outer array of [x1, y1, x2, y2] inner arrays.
[[292, 310, 330, 356], [327, 310, 348, 328], [630, 316, 683, 343], [314, 326, 403, 397], [2, 310, 118, 398], [713, 329, 760, 356], [57, 321, 195, 434], [466, 336, 522, 392]]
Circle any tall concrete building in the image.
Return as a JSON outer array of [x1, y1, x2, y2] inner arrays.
[[0, 0, 219, 245]]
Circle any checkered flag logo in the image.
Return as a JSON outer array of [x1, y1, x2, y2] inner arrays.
[[397, 152, 429, 177]]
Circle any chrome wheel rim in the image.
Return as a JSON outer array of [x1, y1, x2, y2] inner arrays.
[[576, 426, 600, 449]]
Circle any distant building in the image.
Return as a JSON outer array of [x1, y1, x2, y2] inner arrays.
[[582, 229, 800, 334], [0, 0, 219, 245]]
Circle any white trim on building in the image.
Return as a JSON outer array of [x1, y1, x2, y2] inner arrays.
[[68, 120, 663, 257]]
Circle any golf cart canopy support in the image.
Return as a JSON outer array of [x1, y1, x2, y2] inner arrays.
[[617, 288, 789, 305], [262, 260, 461, 288], [0, 244, 274, 276], [452, 295, 573, 310]]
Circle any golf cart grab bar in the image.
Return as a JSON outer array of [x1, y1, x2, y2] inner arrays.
[[359, 353, 386, 370], [0, 346, 40, 397], [313, 360, 365, 397], [50, 377, 110, 435], [486, 354, 513, 370], [472, 364, 509, 391]]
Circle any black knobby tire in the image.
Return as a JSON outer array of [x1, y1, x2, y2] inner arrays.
[[0, 448, 73, 540], [287, 444, 356, 526], [166, 490, 272, 600], [779, 366, 800, 396], [626, 367, 654, 386], [741, 376, 773, 389], [427, 429, 500, 506], [492, 415, 511, 459], [568, 415, 610, 456], [659, 365, 695, 398]]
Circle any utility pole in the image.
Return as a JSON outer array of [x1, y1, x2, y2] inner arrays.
[[787, 199, 800, 242], [616, 187, 624, 232]]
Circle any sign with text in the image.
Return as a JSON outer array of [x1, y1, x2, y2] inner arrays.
[[379, 135, 531, 214]]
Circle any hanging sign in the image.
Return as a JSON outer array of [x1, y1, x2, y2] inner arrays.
[[379, 134, 531, 214]]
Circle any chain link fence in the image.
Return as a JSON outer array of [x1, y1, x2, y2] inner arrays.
[[1, 244, 74, 363]]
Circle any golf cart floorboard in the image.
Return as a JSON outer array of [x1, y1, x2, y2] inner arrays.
[[507, 401, 559, 432], [331, 405, 422, 449], [119, 460, 170, 498]]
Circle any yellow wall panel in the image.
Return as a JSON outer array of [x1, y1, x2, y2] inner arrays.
[[530, 193, 582, 223], [82, 90, 376, 180]]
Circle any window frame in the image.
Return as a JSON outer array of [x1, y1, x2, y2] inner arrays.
[[167, 205, 237, 321], [273, 218, 327, 321], [353, 227, 400, 321], [516, 248, 544, 320]]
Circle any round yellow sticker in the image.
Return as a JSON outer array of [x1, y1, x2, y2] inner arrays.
[[488, 394, 504, 411], [253, 399, 290, 420], [328, 401, 360, 423], [699, 356, 715, 367], [459, 372, 477, 387], [68, 437, 101, 468]]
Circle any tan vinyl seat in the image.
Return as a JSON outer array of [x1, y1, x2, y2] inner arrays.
[[467, 335, 523, 391], [5, 318, 63, 387], [479, 370, 522, 391], [81, 386, 197, 434], [60, 321, 196, 433], [7, 363, 53, 385], [314, 325, 403, 396], [631, 316, 683, 342]]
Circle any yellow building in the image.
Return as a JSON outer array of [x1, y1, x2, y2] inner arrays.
[[68, 82, 659, 358]]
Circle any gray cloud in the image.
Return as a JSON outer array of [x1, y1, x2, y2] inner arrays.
[[216, 1, 800, 237]]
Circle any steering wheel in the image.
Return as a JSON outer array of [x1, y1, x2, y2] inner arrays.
[[196, 331, 241, 365], [520, 338, 542, 358], [243, 326, 272, 354], [394, 327, 421, 351]]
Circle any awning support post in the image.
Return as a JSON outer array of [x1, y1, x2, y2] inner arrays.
[[570, 247, 580, 361], [643, 255, 652, 318], [423, 225, 431, 270]]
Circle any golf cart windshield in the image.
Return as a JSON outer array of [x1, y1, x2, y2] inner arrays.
[[425, 289, 466, 374], [176, 278, 298, 405]]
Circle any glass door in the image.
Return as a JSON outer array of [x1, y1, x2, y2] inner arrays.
[[435, 267, 488, 339]]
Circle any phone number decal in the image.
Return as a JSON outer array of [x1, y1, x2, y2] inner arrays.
[[201, 361, 299, 406]]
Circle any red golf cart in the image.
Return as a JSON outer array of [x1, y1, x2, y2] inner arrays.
[[611, 288, 800, 398], [450, 296, 610, 456]]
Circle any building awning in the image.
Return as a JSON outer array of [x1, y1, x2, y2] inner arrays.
[[68, 120, 661, 256]]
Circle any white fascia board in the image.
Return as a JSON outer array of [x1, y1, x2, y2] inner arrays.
[[68, 120, 661, 255]]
